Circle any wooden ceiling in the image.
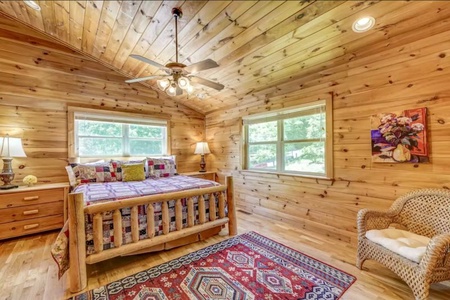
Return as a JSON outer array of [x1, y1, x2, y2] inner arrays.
[[0, 1, 448, 114]]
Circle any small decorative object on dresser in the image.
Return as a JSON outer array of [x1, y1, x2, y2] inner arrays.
[[194, 141, 211, 172], [0, 135, 27, 189], [0, 183, 69, 240], [23, 175, 38, 187]]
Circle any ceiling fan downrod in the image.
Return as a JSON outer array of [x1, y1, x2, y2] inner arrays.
[[172, 7, 182, 64]]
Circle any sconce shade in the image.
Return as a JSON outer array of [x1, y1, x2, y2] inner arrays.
[[0, 136, 26, 158], [194, 142, 210, 155]]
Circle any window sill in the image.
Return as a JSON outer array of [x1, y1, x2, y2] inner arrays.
[[238, 169, 334, 181]]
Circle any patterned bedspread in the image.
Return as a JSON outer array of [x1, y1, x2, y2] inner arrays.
[[51, 176, 221, 278]]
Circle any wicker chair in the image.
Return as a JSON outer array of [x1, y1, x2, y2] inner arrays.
[[356, 188, 450, 300]]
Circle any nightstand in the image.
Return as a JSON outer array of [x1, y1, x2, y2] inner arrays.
[[0, 183, 69, 240], [181, 171, 216, 181]]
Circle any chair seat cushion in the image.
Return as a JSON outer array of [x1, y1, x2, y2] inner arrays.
[[365, 228, 430, 263]]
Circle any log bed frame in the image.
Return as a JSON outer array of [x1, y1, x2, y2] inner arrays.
[[68, 176, 236, 293]]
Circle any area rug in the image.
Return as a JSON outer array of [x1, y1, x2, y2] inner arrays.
[[72, 231, 356, 300]]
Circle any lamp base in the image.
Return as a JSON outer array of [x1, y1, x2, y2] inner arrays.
[[1, 158, 16, 188], [0, 184, 18, 190], [199, 154, 207, 173]]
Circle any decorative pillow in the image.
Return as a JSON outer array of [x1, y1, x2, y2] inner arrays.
[[147, 158, 177, 178], [72, 162, 116, 183], [111, 159, 147, 181], [122, 163, 146, 182]]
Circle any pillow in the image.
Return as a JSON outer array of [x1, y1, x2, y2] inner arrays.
[[122, 163, 146, 182], [72, 162, 116, 183], [111, 159, 147, 181], [366, 228, 430, 263], [147, 158, 177, 178]]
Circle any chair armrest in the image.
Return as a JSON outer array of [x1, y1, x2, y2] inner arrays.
[[420, 233, 450, 275], [357, 209, 395, 238]]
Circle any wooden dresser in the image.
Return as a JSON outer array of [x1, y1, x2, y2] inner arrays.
[[181, 171, 216, 181], [0, 183, 69, 240]]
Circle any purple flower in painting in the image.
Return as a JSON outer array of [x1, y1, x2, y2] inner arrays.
[[377, 113, 424, 148]]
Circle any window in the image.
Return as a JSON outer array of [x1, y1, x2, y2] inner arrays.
[[71, 109, 168, 157], [243, 99, 332, 178]]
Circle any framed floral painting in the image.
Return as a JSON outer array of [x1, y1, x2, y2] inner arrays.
[[371, 107, 429, 163]]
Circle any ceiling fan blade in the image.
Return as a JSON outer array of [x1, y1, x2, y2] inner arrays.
[[190, 76, 225, 91], [184, 59, 219, 73], [129, 54, 170, 71], [125, 75, 169, 83]]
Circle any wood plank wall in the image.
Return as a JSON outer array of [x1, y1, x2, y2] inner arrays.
[[206, 10, 450, 245], [0, 16, 205, 184]]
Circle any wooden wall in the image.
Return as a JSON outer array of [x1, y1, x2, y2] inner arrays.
[[0, 16, 205, 184], [206, 10, 450, 244]]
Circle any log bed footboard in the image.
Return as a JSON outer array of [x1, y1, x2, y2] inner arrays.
[[68, 176, 236, 293]]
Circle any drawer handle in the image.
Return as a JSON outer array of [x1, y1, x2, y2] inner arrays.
[[23, 209, 39, 216], [23, 196, 39, 201], [24, 224, 39, 230]]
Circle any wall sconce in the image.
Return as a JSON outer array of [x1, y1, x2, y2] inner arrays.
[[194, 142, 210, 173], [0, 135, 27, 189]]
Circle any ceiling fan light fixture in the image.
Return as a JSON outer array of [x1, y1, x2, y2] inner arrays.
[[178, 76, 190, 89], [157, 78, 170, 91], [166, 84, 177, 97], [186, 85, 194, 94], [352, 16, 375, 33]]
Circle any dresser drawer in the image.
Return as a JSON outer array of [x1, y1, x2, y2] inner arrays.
[[0, 188, 64, 209], [0, 200, 64, 224], [0, 215, 64, 240]]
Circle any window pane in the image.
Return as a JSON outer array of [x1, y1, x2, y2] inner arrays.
[[248, 121, 277, 142], [284, 113, 325, 141], [79, 138, 122, 156], [129, 125, 164, 139], [284, 142, 325, 173], [130, 140, 162, 155], [77, 120, 122, 137], [248, 144, 277, 170]]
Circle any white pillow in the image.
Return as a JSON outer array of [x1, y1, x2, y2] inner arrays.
[[366, 228, 430, 263]]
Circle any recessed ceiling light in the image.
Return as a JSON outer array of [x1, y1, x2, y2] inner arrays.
[[23, 0, 41, 11], [352, 16, 375, 33]]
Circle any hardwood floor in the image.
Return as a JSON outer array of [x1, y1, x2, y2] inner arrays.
[[0, 211, 449, 300]]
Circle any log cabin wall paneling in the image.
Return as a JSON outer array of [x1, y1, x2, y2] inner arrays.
[[1, 1, 450, 245], [0, 16, 205, 184], [206, 6, 450, 245]]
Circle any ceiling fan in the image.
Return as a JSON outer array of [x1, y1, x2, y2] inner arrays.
[[125, 7, 224, 97]]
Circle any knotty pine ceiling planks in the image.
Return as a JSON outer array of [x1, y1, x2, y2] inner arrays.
[[1, 1, 448, 114]]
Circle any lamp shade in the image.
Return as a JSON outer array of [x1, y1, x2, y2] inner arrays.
[[0, 136, 26, 158], [194, 142, 210, 155]]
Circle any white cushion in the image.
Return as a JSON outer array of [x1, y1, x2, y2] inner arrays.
[[366, 228, 430, 263]]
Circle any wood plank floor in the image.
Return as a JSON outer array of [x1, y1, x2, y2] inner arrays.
[[0, 211, 449, 300]]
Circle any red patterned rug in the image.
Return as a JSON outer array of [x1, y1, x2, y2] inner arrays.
[[72, 232, 355, 300]]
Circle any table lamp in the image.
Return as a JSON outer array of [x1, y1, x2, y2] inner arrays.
[[194, 142, 210, 172], [0, 135, 27, 189]]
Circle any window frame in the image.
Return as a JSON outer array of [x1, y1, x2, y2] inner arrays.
[[242, 98, 333, 179], [68, 107, 171, 159]]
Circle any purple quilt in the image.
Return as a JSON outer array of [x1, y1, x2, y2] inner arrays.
[[51, 176, 223, 278], [74, 175, 219, 205]]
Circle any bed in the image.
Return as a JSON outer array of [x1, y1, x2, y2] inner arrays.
[[52, 158, 236, 293]]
